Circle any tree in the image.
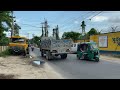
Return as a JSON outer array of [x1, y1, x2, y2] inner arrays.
[[62, 31, 81, 42], [87, 28, 98, 36], [14, 23, 21, 36], [30, 36, 41, 47], [0, 11, 13, 45]]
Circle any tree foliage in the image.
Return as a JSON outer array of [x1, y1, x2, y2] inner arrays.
[[87, 28, 98, 36], [62, 31, 81, 42], [30, 36, 41, 47], [0, 11, 13, 45]]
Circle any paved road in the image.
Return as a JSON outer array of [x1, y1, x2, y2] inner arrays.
[[30, 47, 120, 79]]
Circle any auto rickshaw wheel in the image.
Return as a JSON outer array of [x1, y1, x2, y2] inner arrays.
[[77, 55, 80, 60], [95, 58, 99, 62]]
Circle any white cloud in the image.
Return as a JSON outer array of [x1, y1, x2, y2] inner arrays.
[[107, 17, 120, 23], [16, 18, 21, 23], [59, 32, 63, 38], [74, 21, 79, 24], [91, 16, 108, 22]]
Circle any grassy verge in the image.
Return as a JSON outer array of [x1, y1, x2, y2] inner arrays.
[[101, 54, 120, 58], [113, 55, 120, 58], [0, 48, 11, 57]]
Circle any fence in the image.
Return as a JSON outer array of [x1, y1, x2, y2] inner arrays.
[[0, 46, 9, 53]]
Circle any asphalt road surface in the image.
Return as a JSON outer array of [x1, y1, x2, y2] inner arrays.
[[30, 47, 120, 79]]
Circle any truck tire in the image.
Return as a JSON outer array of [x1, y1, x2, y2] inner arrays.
[[41, 50, 44, 57], [46, 51, 52, 60], [27, 48, 29, 54], [61, 54, 67, 59], [23, 50, 27, 56]]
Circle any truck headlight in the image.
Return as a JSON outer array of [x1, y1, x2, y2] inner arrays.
[[66, 49, 70, 52]]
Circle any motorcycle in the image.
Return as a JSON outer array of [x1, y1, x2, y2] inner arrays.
[[31, 46, 34, 51]]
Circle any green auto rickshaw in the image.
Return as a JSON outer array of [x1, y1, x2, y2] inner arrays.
[[76, 42, 100, 62]]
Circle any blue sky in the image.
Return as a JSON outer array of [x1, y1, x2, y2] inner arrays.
[[6, 11, 120, 39]]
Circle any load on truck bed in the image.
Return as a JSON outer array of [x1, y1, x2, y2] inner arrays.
[[40, 37, 73, 60]]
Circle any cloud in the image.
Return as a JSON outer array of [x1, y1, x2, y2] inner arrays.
[[107, 17, 120, 23], [16, 18, 22, 23], [74, 21, 79, 24], [91, 16, 108, 22]]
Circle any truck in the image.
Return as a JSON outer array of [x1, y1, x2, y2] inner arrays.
[[9, 36, 29, 56], [71, 43, 79, 54], [40, 36, 73, 60]]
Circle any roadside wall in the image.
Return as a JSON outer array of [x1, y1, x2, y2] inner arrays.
[[0, 46, 9, 53], [90, 31, 120, 55], [74, 39, 89, 43]]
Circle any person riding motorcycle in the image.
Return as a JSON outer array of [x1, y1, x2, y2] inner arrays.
[[31, 45, 34, 51]]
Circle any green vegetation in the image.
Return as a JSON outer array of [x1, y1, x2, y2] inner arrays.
[[29, 36, 41, 47], [62, 28, 99, 42], [62, 31, 81, 42], [0, 48, 11, 57], [0, 11, 21, 46], [113, 55, 120, 58]]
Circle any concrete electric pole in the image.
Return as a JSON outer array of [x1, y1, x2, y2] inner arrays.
[[41, 19, 49, 37], [81, 21, 86, 42], [11, 11, 15, 37], [41, 25, 44, 37]]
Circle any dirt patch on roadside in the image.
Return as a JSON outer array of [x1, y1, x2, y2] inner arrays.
[[0, 74, 15, 79], [0, 56, 63, 79]]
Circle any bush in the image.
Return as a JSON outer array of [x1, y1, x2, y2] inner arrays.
[[0, 48, 11, 57]]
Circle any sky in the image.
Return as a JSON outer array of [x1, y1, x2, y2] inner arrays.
[[5, 11, 120, 39]]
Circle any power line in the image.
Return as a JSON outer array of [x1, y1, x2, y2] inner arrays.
[[20, 23, 41, 28], [88, 11, 103, 20], [59, 11, 98, 28]]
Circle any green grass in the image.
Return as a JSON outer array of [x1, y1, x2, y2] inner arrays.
[[0, 48, 11, 57], [113, 55, 120, 58]]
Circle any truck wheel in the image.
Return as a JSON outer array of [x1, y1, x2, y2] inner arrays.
[[27, 48, 29, 54], [23, 50, 27, 56], [41, 50, 44, 57], [46, 51, 52, 60], [61, 54, 67, 59]]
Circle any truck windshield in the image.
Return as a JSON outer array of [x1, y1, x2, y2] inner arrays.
[[91, 43, 98, 49], [12, 38, 25, 43]]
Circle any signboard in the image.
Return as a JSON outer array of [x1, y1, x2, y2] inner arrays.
[[99, 36, 108, 47], [90, 40, 93, 42]]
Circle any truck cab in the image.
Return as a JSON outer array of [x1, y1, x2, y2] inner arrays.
[[9, 36, 29, 55], [71, 43, 79, 54]]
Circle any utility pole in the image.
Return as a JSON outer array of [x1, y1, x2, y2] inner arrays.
[[41, 25, 44, 37], [11, 11, 15, 37], [56, 25, 59, 40], [52, 25, 59, 40], [81, 21, 86, 42], [45, 20, 48, 37], [53, 29, 55, 37], [41, 19, 49, 37]]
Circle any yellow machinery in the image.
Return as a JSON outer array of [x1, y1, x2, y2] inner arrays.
[[9, 36, 29, 55]]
